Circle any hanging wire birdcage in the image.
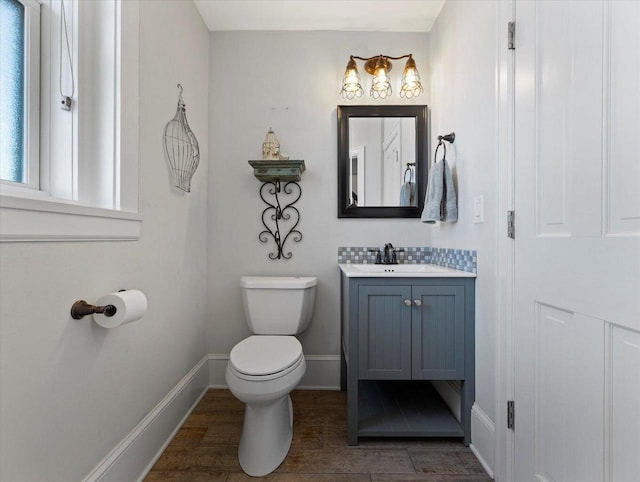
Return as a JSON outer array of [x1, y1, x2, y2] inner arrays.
[[163, 84, 200, 192]]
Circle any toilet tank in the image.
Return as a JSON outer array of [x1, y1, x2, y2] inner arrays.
[[240, 276, 317, 335]]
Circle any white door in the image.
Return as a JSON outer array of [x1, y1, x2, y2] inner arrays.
[[382, 121, 402, 205], [514, 1, 640, 481]]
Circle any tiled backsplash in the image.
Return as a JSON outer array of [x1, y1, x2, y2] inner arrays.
[[429, 247, 477, 273], [337, 246, 477, 274]]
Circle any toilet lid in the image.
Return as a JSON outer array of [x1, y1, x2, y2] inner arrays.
[[229, 335, 303, 376]]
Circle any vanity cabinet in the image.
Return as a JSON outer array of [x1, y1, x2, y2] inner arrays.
[[340, 274, 475, 446]]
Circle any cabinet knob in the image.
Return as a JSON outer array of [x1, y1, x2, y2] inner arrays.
[[404, 299, 412, 306], [414, 299, 422, 306]]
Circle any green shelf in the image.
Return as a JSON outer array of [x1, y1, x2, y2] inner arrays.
[[248, 160, 306, 182]]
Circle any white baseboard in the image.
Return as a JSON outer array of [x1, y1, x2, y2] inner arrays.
[[84, 352, 341, 481], [208, 353, 341, 390], [83, 353, 494, 482], [83, 355, 210, 482], [299, 354, 341, 389], [470, 403, 496, 479], [208, 353, 230, 388]]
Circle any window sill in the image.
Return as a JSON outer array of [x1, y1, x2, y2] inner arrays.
[[0, 194, 141, 242]]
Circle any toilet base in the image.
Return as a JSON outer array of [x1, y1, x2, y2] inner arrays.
[[238, 395, 293, 477]]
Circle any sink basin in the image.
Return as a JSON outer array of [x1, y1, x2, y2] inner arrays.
[[348, 264, 450, 273], [338, 263, 476, 278]]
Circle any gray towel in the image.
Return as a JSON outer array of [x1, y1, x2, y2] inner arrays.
[[421, 159, 457, 223], [399, 181, 415, 206]]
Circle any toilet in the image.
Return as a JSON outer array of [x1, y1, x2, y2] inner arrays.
[[225, 275, 317, 477]]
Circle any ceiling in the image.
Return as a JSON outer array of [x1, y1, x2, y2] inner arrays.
[[193, 1, 445, 33]]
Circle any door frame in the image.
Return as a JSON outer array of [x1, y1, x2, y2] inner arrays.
[[495, 0, 516, 481]]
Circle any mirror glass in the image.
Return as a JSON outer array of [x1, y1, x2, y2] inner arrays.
[[338, 105, 428, 218]]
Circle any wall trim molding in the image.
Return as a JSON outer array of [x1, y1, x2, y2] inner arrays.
[[83, 353, 498, 482], [0, 194, 142, 242], [83, 355, 209, 482], [84, 353, 340, 480], [208, 352, 341, 390], [495, 1, 516, 481], [470, 403, 496, 479]]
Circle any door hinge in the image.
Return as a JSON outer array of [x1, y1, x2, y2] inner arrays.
[[508, 21, 516, 50], [507, 400, 515, 430], [507, 210, 515, 239]]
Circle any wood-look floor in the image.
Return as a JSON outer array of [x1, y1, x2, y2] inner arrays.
[[145, 389, 491, 481]]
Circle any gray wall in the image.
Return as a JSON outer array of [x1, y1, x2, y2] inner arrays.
[[207, 31, 431, 359], [429, 0, 499, 472], [0, 2, 210, 480]]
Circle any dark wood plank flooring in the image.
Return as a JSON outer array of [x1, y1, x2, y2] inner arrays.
[[145, 389, 491, 481]]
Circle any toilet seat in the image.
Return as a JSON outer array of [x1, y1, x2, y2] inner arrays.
[[229, 335, 304, 381]]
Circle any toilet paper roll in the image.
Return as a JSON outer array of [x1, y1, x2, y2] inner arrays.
[[93, 290, 147, 328]]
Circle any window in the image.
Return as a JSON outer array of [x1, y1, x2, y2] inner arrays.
[[0, 0, 39, 188], [0, 0, 141, 241], [0, 0, 25, 182]]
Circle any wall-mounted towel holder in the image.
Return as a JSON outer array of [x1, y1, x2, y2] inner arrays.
[[434, 132, 455, 164], [438, 132, 455, 144], [404, 162, 416, 183]]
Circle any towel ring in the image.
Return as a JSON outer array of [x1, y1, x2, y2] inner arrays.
[[403, 162, 415, 183], [434, 140, 446, 164], [433, 132, 455, 164]]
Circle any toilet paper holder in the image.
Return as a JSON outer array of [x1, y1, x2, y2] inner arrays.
[[70, 300, 117, 320]]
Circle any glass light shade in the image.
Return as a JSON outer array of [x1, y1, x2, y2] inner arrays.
[[370, 57, 392, 99], [400, 56, 424, 99], [340, 58, 363, 99]]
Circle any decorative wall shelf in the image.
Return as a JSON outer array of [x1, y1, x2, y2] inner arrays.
[[248, 160, 306, 182], [249, 160, 306, 260]]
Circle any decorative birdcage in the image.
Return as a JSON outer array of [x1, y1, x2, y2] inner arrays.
[[262, 127, 281, 160], [163, 84, 200, 192]]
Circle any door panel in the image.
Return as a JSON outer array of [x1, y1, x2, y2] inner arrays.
[[358, 285, 412, 379], [533, 0, 603, 238], [412, 285, 464, 380], [534, 305, 604, 481], [608, 1, 640, 235], [514, 1, 640, 480], [382, 121, 402, 206], [611, 327, 640, 481]]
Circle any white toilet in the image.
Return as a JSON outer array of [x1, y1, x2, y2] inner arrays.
[[225, 276, 317, 477]]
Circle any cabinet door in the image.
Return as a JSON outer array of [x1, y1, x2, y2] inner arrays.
[[412, 285, 465, 380], [358, 285, 412, 379]]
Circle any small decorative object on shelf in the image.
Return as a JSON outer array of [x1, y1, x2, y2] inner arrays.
[[262, 127, 290, 160], [163, 84, 200, 192], [249, 160, 306, 260]]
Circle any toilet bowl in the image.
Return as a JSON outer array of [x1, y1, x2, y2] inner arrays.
[[225, 276, 317, 477], [226, 335, 306, 476]]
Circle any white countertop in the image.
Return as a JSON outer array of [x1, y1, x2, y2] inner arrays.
[[338, 263, 476, 278]]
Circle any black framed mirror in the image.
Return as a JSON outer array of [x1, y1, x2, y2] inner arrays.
[[337, 105, 428, 218]]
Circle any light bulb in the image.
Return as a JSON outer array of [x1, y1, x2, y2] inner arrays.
[[340, 57, 363, 99]]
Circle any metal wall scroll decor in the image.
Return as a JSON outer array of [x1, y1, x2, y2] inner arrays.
[[163, 84, 200, 192], [259, 180, 302, 260], [249, 160, 306, 260]]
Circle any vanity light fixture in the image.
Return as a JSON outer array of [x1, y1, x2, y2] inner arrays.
[[340, 54, 424, 100]]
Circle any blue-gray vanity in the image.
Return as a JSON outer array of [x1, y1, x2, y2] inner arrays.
[[339, 263, 476, 446]]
